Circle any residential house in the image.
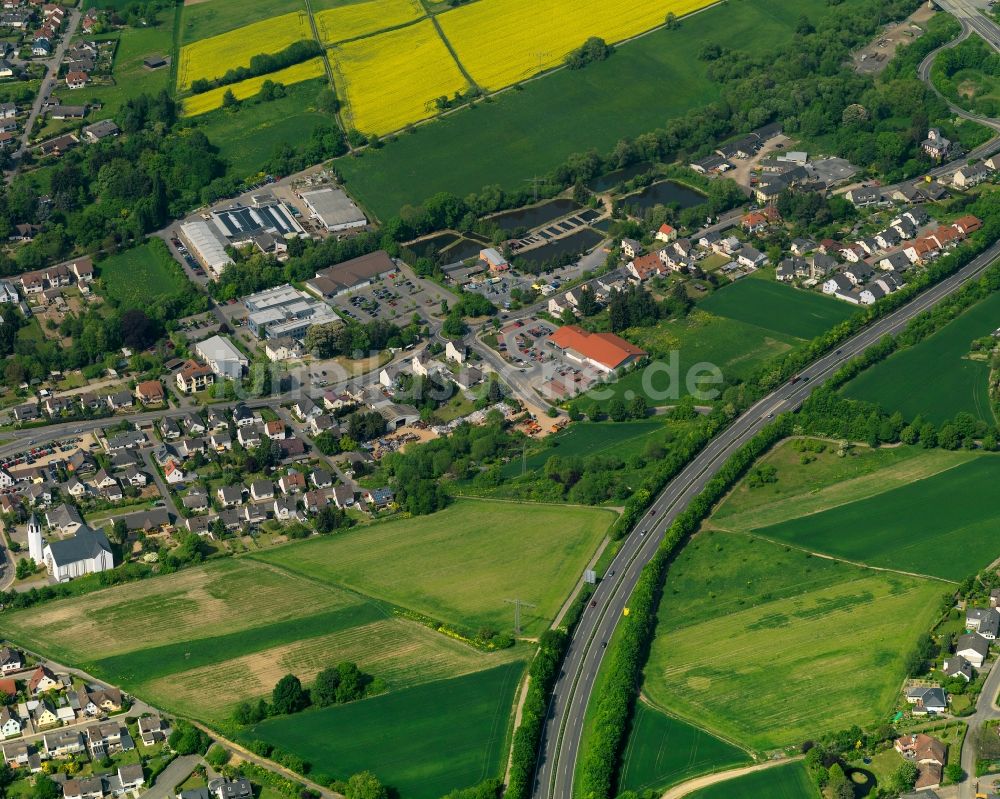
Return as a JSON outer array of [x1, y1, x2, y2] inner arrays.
[[63, 777, 104, 799], [905, 686, 948, 715], [175, 361, 214, 394], [956, 633, 989, 668], [138, 716, 168, 747], [846, 187, 881, 206], [249, 480, 274, 502], [293, 397, 321, 420], [942, 655, 973, 682], [922, 129, 951, 160], [28, 665, 58, 695], [0, 647, 23, 674], [135, 380, 164, 405], [736, 246, 767, 269], [78, 686, 122, 716], [278, 472, 305, 494], [952, 162, 990, 189], [43, 729, 85, 757], [654, 223, 677, 243], [264, 420, 285, 440], [209, 778, 253, 799], [216, 486, 242, 508], [0, 708, 21, 740], [967, 607, 1000, 639], [789, 238, 815, 256], [332, 485, 355, 509], [620, 238, 642, 259], [879, 252, 911, 272], [628, 252, 666, 281], [232, 404, 255, 427], [310, 469, 333, 489], [237, 424, 261, 448], [163, 460, 185, 485], [844, 262, 874, 285], [273, 496, 298, 521], [953, 214, 983, 236], [741, 211, 768, 234]]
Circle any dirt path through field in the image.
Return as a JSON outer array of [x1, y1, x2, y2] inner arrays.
[[659, 757, 803, 799]]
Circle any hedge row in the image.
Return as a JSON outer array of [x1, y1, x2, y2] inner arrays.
[[578, 416, 793, 799]]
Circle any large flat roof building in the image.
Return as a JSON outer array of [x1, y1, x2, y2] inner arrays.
[[211, 199, 303, 242], [180, 221, 232, 277], [549, 325, 646, 373], [305, 250, 394, 299], [243, 283, 340, 340], [194, 335, 248, 381], [300, 187, 367, 232]]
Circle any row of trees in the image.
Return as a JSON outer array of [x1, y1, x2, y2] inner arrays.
[[234, 664, 373, 725], [189, 40, 323, 94]]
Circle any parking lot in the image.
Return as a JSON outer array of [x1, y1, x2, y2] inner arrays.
[[330, 265, 453, 327]]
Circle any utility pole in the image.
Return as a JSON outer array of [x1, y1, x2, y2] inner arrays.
[[504, 598, 537, 635], [525, 176, 544, 203]]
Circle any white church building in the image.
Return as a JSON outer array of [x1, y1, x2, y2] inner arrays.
[[42, 523, 114, 582]]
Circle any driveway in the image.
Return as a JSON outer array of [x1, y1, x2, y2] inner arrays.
[[141, 448, 180, 519], [144, 755, 202, 799]]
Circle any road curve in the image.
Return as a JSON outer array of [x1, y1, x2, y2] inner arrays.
[[532, 238, 1000, 799], [658, 757, 803, 799]]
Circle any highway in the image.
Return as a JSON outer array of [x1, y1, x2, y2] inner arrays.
[[531, 238, 1000, 799], [936, 0, 1000, 52]]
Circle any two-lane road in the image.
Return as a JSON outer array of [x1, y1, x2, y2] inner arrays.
[[533, 238, 1000, 799]]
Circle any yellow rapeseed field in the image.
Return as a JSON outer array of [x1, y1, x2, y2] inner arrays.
[[438, 0, 716, 90], [315, 0, 424, 44], [331, 19, 469, 135], [181, 57, 326, 116], [177, 11, 314, 90]]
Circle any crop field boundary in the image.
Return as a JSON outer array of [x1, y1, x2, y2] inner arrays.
[[723, 528, 958, 585], [633, 695, 753, 759]]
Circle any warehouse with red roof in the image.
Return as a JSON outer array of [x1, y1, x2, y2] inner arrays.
[[548, 325, 646, 373]]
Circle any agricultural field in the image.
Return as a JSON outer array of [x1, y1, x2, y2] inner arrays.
[[643, 532, 944, 749], [438, 0, 713, 91], [753, 454, 1000, 581], [699, 274, 858, 340], [500, 418, 669, 477], [685, 762, 819, 799], [97, 241, 191, 309], [709, 439, 973, 535], [242, 663, 524, 799], [80, 9, 177, 118], [177, 12, 313, 91], [179, 0, 306, 45], [619, 703, 751, 793], [2, 555, 523, 726], [315, 0, 423, 44], [182, 57, 326, 116], [252, 499, 615, 635], [188, 78, 330, 177], [336, 0, 855, 219], [842, 289, 1000, 425], [330, 20, 469, 135]]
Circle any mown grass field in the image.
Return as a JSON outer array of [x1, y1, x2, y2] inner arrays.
[[644, 533, 944, 749], [709, 439, 974, 534], [187, 78, 330, 177], [700, 274, 858, 340], [754, 455, 1000, 581], [180, 0, 306, 44], [438, 0, 713, 91], [252, 499, 614, 634], [182, 57, 326, 116], [337, 0, 854, 219], [242, 663, 524, 799], [315, 0, 422, 44], [81, 9, 176, 118], [97, 241, 191, 308], [330, 20, 469, 135], [842, 289, 1000, 425], [686, 762, 818, 799], [620, 702, 750, 793], [600, 311, 799, 406], [500, 418, 667, 477], [177, 12, 313, 90]]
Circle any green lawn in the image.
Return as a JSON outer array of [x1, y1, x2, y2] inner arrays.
[[699, 274, 858, 340], [709, 439, 973, 534], [753, 454, 1000, 581], [685, 762, 818, 799], [241, 662, 525, 799], [842, 289, 1000, 425], [643, 533, 944, 750], [179, 0, 307, 44], [79, 11, 177, 118], [252, 499, 615, 634], [183, 78, 330, 178], [97, 240, 191, 309], [336, 0, 858, 219], [619, 703, 751, 793], [500, 418, 668, 477]]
